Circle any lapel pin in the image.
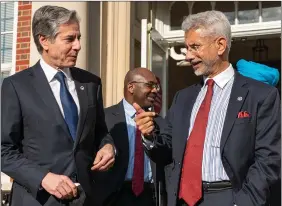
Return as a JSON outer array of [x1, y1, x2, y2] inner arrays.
[[237, 96, 243, 101], [80, 86, 84, 90]]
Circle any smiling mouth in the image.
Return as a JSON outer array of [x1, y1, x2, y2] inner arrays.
[[147, 96, 156, 101]]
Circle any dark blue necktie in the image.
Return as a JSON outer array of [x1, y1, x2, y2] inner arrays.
[[54, 71, 78, 140]]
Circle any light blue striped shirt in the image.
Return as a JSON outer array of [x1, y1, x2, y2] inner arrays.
[[123, 99, 153, 182], [188, 64, 235, 182]]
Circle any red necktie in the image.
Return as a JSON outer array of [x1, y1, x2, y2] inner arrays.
[[179, 79, 215, 206], [132, 127, 144, 196]]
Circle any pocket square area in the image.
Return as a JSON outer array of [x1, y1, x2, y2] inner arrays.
[[237, 111, 250, 118]]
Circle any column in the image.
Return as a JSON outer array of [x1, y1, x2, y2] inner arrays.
[[100, 2, 132, 107]]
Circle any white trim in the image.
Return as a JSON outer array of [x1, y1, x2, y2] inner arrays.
[[11, 1, 18, 75], [162, 21, 281, 43], [1, 2, 18, 76], [141, 19, 148, 68]]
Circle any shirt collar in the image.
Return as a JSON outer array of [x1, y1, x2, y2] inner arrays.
[[122, 98, 136, 119], [203, 64, 234, 89], [40, 58, 73, 83]]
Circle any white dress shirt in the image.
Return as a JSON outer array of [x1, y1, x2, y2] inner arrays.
[[40, 58, 80, 117], [188, 64, 235, 182]]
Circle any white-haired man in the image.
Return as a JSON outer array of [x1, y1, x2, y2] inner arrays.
[[134, 10, 281, 206]]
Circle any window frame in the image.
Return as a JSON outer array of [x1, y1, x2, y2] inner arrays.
[[1, 1, 18, 77]]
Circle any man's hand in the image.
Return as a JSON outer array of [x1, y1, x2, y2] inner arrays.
[[41, 172, 77, 199], [133, 103, 156, 136], [91, 143, 115, 171]]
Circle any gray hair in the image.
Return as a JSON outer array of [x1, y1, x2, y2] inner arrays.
[[182, 10, 232, 53], [32, 5, 80, 54]]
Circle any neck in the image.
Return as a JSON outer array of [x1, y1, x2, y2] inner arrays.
[[206, 60, 230, 78], [41, 53, 59, 70]]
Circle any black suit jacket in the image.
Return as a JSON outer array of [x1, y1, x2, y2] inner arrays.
[[1, 61, 114, 206], [144, 72, 281, 206], [92, 101, 167, 206]]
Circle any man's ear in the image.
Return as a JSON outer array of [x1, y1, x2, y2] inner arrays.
[[127, 83, 134, 94], [38, 35, 50, 51], [216, 37, 227, 56]]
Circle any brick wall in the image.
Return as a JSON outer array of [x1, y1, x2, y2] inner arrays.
[[16, 1, 32, 72]]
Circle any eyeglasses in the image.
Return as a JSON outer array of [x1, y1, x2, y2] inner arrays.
[[130, 81, 161, 91], [186, 38, 218, 54]]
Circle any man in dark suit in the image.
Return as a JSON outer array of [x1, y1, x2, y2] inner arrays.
[[134, 11, 281, 206], [92, 68, 167, 206], [1, 5, 115, 206]]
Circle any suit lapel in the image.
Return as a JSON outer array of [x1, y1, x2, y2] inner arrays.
[[220, 73, 249, 154], [30, 61, 72, 143], [114, 101, 130, 153], [70, 68, 89, 149]]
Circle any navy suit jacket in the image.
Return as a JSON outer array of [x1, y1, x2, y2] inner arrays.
[[92, 101, 167, 206], [1, 61, 114, 206], [144, 72, 281, 206]]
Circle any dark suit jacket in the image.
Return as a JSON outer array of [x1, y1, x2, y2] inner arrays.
[[92, 101, 167, 206], [1, 61, 114, 206], [144, 72, 281, 206]]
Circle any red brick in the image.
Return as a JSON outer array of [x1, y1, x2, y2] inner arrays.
[[17, 26, 31, 32], [21, 21, 30, 26], [20, 54, 28, 59], [22, 2, 31, 5], [17, 37, 30, 43], [17, 48, 30, 54], [22, 10, 31, 16], [21, 32, 29, 37], [18, 10, 22, 16], [18, 16, 31, 21], [16, 60, 29, 65], [17, 32, 21, 38], [16, 55, 21, 60], [19, 5, 32, 10], [20, 43, 29, 48], [20, 65, 29, 71]]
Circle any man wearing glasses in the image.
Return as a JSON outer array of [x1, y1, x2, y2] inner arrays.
[[92, 68, 166, 206], [134, 10, 280, 206]]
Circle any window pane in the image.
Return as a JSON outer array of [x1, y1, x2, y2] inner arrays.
[[192, 2, 212, 14], [1, 2, 14, 32], [238, 2, 259, 24], [1, 33, 13, 64], [262, 1, 281, 22], [1, 18, 14, 32], [215, 2, 235, 25], [170, 2, 189, 30]]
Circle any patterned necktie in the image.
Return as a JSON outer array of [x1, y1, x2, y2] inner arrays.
[[179, 79, 215, 206], [132, 126, 144, 196], [54, 71, 78, 140]]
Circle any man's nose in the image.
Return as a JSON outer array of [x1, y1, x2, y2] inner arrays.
[[186, 50, 195, 62], [73, 38, 81, 51]]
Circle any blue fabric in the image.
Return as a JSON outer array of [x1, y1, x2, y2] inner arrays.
[[236, 59, 280, 86], [55, 72, 78, 140], [122, 99, 153, 182]]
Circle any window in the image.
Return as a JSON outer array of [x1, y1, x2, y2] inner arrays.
[[1, 1, 17, 76], [192, 1, 212, 14], [170, 2, 189, 30], [215, 2, 235, 25], [262, 1, 281, 22], [238, 2, 259, 24]]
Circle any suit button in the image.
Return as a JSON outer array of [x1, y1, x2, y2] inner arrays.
[[178, 162, 181, 165], [174, 192, 176, 196]]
